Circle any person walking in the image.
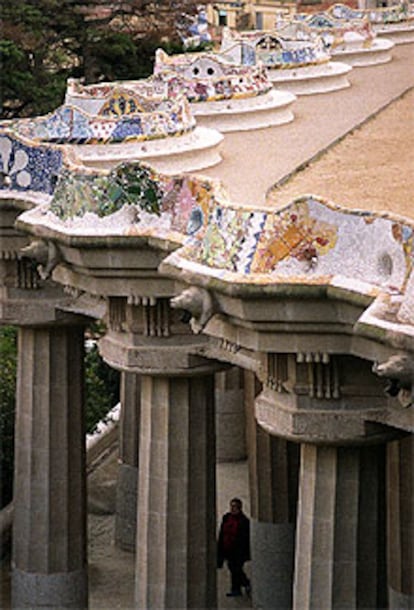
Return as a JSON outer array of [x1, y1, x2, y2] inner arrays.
[[217, 497, 251, 597]]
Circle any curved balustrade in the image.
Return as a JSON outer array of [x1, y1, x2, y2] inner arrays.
[[327, 3, 414, 44], [13, 155, 414, 306], [10, 93, 196, 145], [4, 85, 223, 174], [219, 26, 352, 94], [285, 8, 395, 65], [220, 26, 330, 68], [154, 48, 272, 100], [152, 48, 297, 130]]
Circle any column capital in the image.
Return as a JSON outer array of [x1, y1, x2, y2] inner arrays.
[[99, 296, 227, 376], [255, 353, 405, 445]]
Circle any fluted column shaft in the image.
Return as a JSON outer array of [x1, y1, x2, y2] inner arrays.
[[245, 371, 299, 610], [135, 372, 216, 609], [12, 325, 88, 609], [293, 443, 386, 610], [387, 435, 414, 609], [215, 366, 246, 462], [115, 371, 141, 551]]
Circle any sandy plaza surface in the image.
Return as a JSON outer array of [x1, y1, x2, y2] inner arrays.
[[200, 43, 414, 215]]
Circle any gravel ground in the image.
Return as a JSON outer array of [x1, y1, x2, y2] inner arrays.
[[268, 87, 414, 218], [200, 44, 414, 208], [87, 455, 252, 610]]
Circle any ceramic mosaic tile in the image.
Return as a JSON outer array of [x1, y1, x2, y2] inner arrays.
[[306, 3, 412, 26], [12, 153, 414, 304], [50, 163, 164, 219], [153, 49, 272, 102], [0, 129, 64, 195], [175, 195, 414, 294], [220, 27, 330, 69], [65, 79, 167, 114], [292, 11, 375, 50], [11, 95, 195, 146]]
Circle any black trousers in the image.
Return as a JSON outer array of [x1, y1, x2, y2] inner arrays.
[[227, 558, 250, 593]]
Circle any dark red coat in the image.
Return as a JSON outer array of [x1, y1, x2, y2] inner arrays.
[[217, 511, 251, 567]]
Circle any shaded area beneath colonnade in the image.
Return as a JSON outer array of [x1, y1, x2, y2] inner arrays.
[[0, 454, 252, 610]]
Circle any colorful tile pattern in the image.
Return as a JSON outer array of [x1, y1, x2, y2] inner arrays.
[[328, 2, 412, 24], [10, 94, 195, 146], [292, 10, 375, 49], [153, 49, 272, 102], [0, 130, 64, 195], [175, 195, 414, 293], [47, 162, 220, 235], [50, 163, 164, 219], [28, 158, 414, 298], [220, 27, 330, 68]]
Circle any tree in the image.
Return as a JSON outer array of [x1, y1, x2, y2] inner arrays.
[[85, 341, 120, 434], [0, 325, 120, 509], [0, 0, 206, 118], [0, 327, 17, 508]]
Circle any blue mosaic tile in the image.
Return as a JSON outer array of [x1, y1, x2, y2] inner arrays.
[[0, 131, 63, 195]]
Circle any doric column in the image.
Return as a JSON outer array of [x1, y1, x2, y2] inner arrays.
[[245, 370, 299, 610], [99, 295, 223, 609], [387, 435, 414, 609], [135, 372, 216, 609], [12, 324, 88, 609], [115, 372, 141, 552], [293, 443, 387, 610], [253, 352, 396, 610], [215, 366, 246, 462]]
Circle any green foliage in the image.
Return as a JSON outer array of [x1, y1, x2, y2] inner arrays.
[[0, 0, 83, 117], [0, 327, 17, 508], [0, 327, 120, 508], [87, 31, 141, 82], [0, 0, 198, 119], [84, 342, 120, 435]]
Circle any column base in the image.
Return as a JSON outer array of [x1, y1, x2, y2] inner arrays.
[[12, 567, 88, 609], [251, 520, 294, 610], [389, 586, 414, 609], [115, 462, 138, 552]]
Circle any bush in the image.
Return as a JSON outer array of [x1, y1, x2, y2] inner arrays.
[[0, 327, 17, 508], [85, 341, 120, 434], [0, 326, 120, 509]]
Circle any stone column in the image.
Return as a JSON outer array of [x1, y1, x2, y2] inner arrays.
[[12, 324, 88, 609], [293, 443, 387, 610], [215, 366, 246, 462], [387, 435, 414, 609], [115, 371, 141, 552], [135, 371, 217, 609], [246, 370, 299, 610]]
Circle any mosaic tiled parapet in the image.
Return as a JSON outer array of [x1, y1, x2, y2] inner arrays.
[[15, 159, 414, 344], [368, 4, 413, 25], [292, 11, 375, 51], [62, 78, 224, 173], [17, 159, 414, 297], [9, 91, 195, 146], [65, 78, 167, 115], [325, 3, 414, 45], [0, 128, 79, 199], [164, 195, 414, 295], [153, 49, 272, 101], [21, 160, 224, 243], [220, 26, 330, 69]]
